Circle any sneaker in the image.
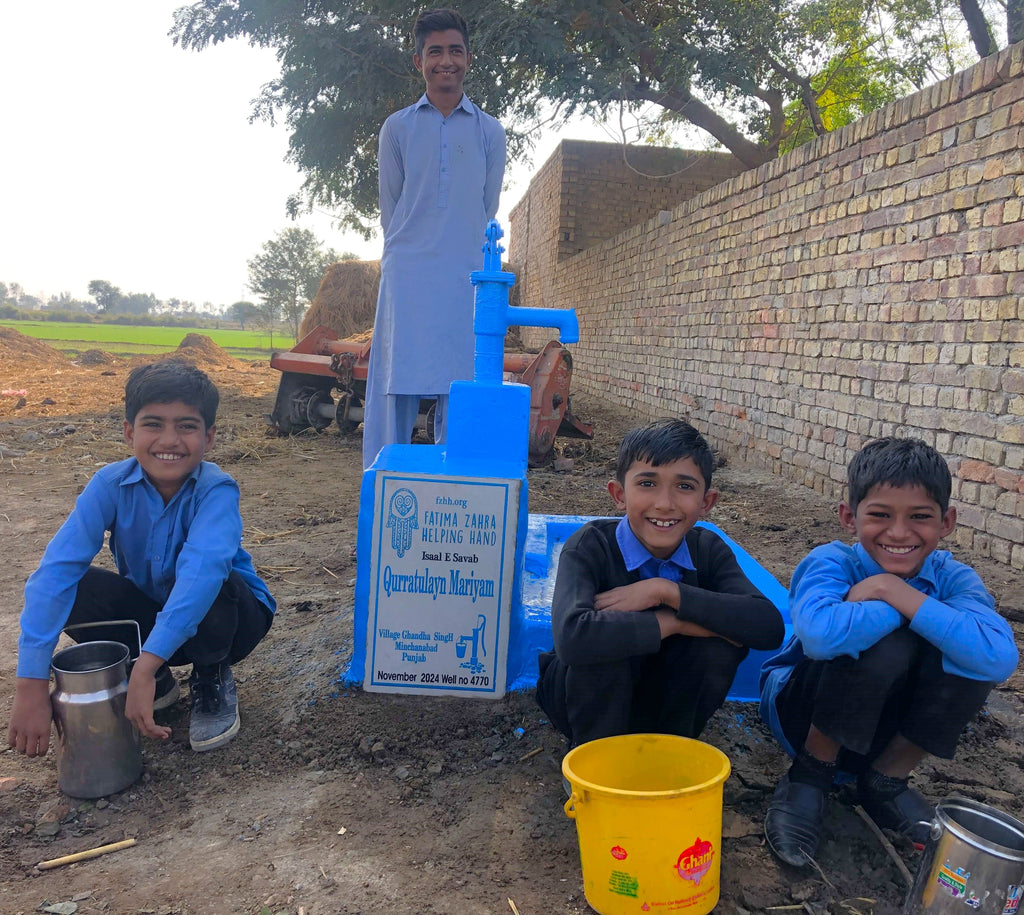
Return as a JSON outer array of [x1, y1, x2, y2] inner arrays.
[[857, 769, 934, 848], [188, 662, 240, 751], [764, 774, 828, 867], [152, 664, 180, 711]]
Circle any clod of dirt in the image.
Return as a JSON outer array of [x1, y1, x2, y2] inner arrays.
[[77, 349, 118, 366], [172, 333, 241, 368], [0, 327, 68, 362]]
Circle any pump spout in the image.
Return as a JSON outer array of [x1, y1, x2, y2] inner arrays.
[[505, 306, 579, 345], [471, 219, 581, 382]]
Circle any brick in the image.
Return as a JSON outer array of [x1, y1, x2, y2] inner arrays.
[[959, 460, 997, 483]]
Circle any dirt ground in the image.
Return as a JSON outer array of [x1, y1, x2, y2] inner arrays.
[[2, 331, 1023, 915]]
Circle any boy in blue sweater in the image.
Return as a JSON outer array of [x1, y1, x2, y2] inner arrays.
[[8, 361, 275, 756], [760, 437, 1018, 866]]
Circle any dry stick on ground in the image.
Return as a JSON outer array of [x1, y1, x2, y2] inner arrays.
[[517, 747, 544, 763], [853, 804, 914, 887], [37, 838, 137, 870], [802, 852, 838, 892]]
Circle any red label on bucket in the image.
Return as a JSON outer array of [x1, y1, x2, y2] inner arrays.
[[610, 845, 627, 860], [675, 837, 714, 886]]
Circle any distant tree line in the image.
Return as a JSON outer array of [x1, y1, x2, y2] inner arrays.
[[3, 226, 356, 340], [1, 278, 267, 330]]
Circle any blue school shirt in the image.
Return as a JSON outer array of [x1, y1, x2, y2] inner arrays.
[[17, 458, 275, 679], [759, 540, 1018, 756], [370, 92, 506, 395], [615, 516, 696, 580]]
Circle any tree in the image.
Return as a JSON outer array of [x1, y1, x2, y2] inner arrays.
[[88, 279, 123, 313], [247, 228, 337, 340], [226, 300, 261, 330], [172, 0, 1005, 231]]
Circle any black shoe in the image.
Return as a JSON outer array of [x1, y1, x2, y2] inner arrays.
[[858, 770, 933, 847], [765, 774, 828, 867], [152, 664, 180, 711], [188, 663, 240, 752]]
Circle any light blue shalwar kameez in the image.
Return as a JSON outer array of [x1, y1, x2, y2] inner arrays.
[[362, 92, 506, 468]]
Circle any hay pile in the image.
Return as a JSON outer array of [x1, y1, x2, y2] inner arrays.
[[299, 260, 380, 340], [298, 259, 522, 344]]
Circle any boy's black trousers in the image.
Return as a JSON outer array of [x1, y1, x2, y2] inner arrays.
[[536, 636, 748, 747], [775, 628, 994, 767], [64, 566, 273, 668]]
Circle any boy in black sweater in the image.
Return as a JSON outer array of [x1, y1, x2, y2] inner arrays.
[[537, 419, 784, 746]]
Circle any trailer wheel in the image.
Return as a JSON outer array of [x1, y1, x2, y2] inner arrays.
[[334, 392, 362, 436], [270, 372, 334, 435], [304, 388, 334, 432]]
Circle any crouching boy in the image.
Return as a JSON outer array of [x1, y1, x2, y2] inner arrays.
[[760, 437, 1018, 866], [536, 419, 784, 747], [8, 360, 276, 756]]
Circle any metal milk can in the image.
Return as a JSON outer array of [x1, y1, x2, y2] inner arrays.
[[903, 796, 1024, 914], [50, 622, 143, 799]]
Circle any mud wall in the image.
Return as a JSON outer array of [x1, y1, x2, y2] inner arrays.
[[509, 44, 1024, 567]]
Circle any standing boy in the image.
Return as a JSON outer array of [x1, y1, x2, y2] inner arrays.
[[362, 7, 507, 469], [536, 419, 784, 747], [760, 437, 1018, 866], [8, 360, 275, 756]]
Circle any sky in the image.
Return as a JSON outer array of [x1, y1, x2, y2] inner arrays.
[[0, 2, 617, 311]]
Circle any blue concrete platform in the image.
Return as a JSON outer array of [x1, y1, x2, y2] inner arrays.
[[508, 514, 792, 700]]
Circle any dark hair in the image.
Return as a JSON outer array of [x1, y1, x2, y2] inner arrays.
[[124, 360, 219, 429], [847, 437, 952, 513], [616, 419, 715, 489], [414, 8, 469, 55]]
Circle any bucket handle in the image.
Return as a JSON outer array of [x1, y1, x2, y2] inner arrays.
[[63, 620, 142, 663], [563, 792, 579, 820]]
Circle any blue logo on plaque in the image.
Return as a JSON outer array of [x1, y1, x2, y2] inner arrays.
[[386, 488, 419, 557]]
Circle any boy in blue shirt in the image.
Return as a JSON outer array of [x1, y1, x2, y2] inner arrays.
[[760, 437, 1018, 866], [8, 360, 276, 756], [537, 419, 784, 746]]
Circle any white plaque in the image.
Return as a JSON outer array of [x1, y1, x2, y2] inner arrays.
[[364, 471, 520, 697]]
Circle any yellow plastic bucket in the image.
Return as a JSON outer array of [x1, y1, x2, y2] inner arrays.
[[563, 734, 731, 915]]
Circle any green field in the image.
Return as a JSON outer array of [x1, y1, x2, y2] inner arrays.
[[0, 320, 285, 360]]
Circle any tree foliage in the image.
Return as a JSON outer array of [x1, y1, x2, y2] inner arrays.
[[88, 279, 124, 313], [247, 227, 337, 340], [225, 300, 261, 330], [174, 0, 1009, 230], [87, 280, 159, 315]]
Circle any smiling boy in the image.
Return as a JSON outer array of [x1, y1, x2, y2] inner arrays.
[[362, 8, 506, 468], [760, 437, 1018, 867], [536, 419, 784, 748], [8, 360, 275, 757]]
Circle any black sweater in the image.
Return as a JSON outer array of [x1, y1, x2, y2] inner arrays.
[[550, 520, 784, 668]]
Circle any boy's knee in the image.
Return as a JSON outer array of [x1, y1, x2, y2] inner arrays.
[[855, 628, 921, 680], [700, 641, 748, 696], [687, 637, 748, 679]]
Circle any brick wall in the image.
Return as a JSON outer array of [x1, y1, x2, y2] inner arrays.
[[509, 44, 1024, 567]]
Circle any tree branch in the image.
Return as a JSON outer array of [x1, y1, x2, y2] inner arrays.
[[958, 0, 995, 57], [638, 86, 770, 169]]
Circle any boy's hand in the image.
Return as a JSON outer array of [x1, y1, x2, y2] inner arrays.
[[595, 579, 676, 613], [126, 652, 171, 741], [846, 573, 926, 620], [8, 677, 53, 757], [654, 610, 741, 645]]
